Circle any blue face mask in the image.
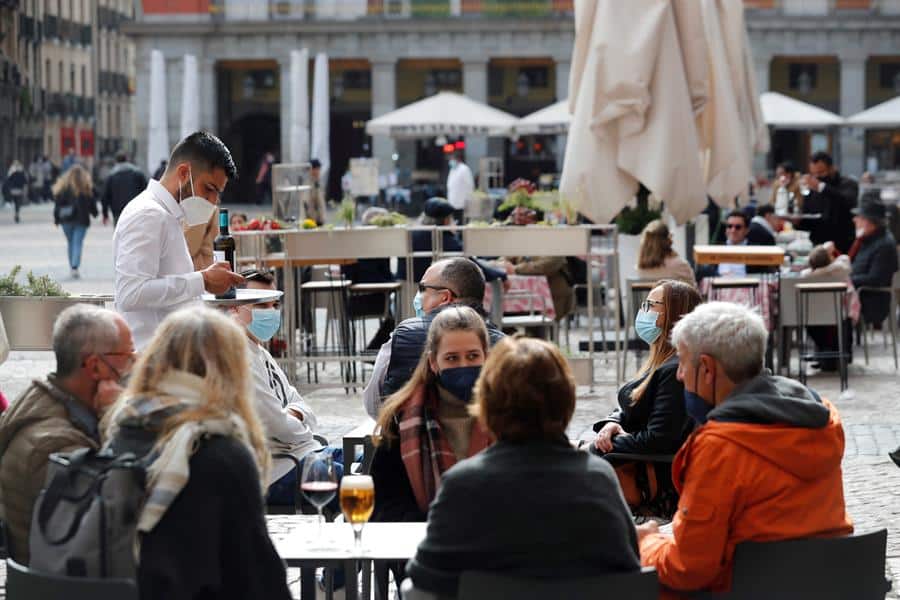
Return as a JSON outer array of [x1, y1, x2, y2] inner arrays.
[[448, 160, 458, 169], [437, 366, 482, 403], [247, 308, 281, 342], [684, 363, 714, 425], [413, 291, 425, 318], [634, 309, 662, 345]]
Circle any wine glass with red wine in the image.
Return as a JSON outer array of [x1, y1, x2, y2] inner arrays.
[[300, 453, 338, 544]]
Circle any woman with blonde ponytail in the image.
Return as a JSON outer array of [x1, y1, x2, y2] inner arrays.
[[105, 306, 290, 600]]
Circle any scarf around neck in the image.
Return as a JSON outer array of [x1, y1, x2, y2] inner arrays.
[[112, 370, 257, 554], [398, 382, 491, 513]]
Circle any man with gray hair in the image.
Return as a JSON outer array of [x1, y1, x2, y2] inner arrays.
[[0, 304, 134, 564], [636, 302, 852, 594]]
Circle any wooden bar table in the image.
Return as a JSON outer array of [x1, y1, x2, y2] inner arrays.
[[693, 244, 785, 267]]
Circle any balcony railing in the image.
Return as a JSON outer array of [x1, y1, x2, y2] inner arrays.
[[44, 15, 58, 39], [18, 15, 35, 39], [207, 0, 573, 20]]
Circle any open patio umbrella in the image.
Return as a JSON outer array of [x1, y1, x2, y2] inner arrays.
[[311, 53, 330, 184], [147, 49, 169, 174], [289, 49, 310, 163], [365, 91, 517, 138], [179, 54, 199, 140], [760, 92, 844, 128], [847, 95, 900, 128], [514, 100, 571, 136], [560, 0, 707, 225]]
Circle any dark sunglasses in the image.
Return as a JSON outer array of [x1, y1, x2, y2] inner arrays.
[[418, 283, 457, 297], [726, 224, 745, 230]]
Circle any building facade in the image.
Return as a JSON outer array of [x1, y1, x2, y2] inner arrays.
[[126, 0, 900, 202], [96, 0, 136, 160]]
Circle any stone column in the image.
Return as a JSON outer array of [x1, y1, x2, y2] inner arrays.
[[199, 56, 217, 133], [371, 59, 396, 176], [133, 45, 151, 171], [555, 58, 570, 172], [462, 58, 489, 178], [839, 54, 866, 176]]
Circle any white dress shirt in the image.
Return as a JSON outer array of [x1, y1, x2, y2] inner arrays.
[[717, 239, 748, 277], [247, 339, 322, 482], [362, 339, 392, 419], [446, 162, 475, 210], [113, 180, 205, 349]]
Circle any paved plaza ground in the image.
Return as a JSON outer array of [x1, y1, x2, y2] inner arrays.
[[1, 201, 899, 596]]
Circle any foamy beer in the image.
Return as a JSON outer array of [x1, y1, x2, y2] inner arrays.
[[340, 475, 375, 525]]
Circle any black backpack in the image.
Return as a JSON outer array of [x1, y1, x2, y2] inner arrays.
[[29, 447, 150, 579]]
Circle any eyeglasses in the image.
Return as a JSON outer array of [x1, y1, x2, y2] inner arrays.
[[640, 298, 665, 312], [418, 283, 457, 297], [725, 224, 745, 230], [103, 351, 138, 362]]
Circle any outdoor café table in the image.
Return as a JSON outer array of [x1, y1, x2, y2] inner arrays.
[[268, 515, 427, 600], [482, 274, 556, 320], [693, 244, 785, 268]]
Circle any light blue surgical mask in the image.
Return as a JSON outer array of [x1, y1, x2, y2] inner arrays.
[[448, 159, 458, 169], [634, 309, 662, 345], [248, 308, 281, 342], [413, 291, 425, 318]]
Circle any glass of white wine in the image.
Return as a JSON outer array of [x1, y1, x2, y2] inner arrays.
[[339, 475, 375, 553]]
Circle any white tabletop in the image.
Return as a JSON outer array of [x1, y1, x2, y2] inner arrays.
[[201, 288, 283, 307], [267, 515, 427, 563]]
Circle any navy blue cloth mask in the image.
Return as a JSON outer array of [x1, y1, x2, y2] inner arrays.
[[437, 366, 482, 403], [684, 362, 714, 424]]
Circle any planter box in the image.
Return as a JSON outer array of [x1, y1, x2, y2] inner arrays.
[[0, 295, 111, 351]]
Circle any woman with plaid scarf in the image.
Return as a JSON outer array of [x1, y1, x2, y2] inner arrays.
[[371, 306, 492, 523]]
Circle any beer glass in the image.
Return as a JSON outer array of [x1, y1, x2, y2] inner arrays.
[[340, 475, 375, 553], [300, 453, 338, 544]]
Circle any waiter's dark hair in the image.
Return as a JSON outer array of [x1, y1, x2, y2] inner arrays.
[[810, 151, 833, 166], [168, 131, 237, 180]]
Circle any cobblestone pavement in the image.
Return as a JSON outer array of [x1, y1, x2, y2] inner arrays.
[[1, 201, 899, 596]]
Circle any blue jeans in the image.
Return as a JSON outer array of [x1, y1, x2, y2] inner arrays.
[[60, 223, 87, 269], [266, 446, 345, 509]]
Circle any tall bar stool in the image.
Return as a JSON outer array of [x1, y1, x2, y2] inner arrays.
[[348, 281, 403, 355], [300, 277, 354, 385], [796, 281, 850, 390]]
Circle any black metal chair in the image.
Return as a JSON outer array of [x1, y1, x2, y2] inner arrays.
[[796, 281, 850, 390], [5, 558, 138, 600], [726, 529, 891, 599], [457, 567, 659, 599]]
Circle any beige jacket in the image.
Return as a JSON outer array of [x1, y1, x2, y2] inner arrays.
[[636, 254, 696, 286], [0, 378, 100, 563], [184, 207, 219, 271]]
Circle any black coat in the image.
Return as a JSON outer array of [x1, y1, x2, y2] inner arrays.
[[53, 190, 98, 227], [406, 438, 641, 597], [592, 356, 693, 455], [747, 221, 776, 246], [851, 229, 898, 325], [796, 172, 858, 254], [137, 436, 291, 600], [370, 416, 428, 524], [101, 163, 147, 221]]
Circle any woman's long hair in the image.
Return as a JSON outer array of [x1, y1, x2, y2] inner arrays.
[[115, 307, 271, 484], [630, 279, 702, 404], [637, 219, 675, 269], [52, 164, 93, 199], [375, 305, 488, 446]]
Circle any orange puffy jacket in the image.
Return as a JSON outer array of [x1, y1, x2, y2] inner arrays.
[[640, 375, 853, 593]]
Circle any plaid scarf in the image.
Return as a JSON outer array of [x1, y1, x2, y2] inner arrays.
[[398, 383, 491, 513], [109, 371, 256, 557]]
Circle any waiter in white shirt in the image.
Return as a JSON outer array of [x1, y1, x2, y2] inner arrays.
[[445, 151, 474, 223], [113, 131, 244, 349]]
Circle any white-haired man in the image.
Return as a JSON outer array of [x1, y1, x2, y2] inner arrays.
[[0, 304, 134, 563], [637, 302, 852, 594]]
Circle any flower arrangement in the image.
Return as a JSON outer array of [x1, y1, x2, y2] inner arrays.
[[369, 211, 407, 227], [338, 196, 356, 228], [301, 218, 318, 230], [233, 217, 286, 231], [498, 178, 540, 213]]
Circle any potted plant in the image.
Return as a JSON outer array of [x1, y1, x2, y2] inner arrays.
[[0, 266, 108, 351], [338, 196, 356, 229]]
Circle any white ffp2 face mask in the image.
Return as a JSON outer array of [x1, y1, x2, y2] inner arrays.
[[179, 169, 216, 227]]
